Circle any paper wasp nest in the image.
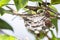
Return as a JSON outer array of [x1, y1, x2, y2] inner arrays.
[[20, 9, 55, 34], [22, 14, 54, 34]]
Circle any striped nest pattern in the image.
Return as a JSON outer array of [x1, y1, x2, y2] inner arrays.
[[22, 14, 54, 34]]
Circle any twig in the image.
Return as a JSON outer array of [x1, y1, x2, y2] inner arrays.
[[5, 3, 60, 19], [44, 32, 51, 40], [5, 4, 14, 5], [5, 3, 60, 15], [46, 35, 51, 40], [42, 3, 60, 15], [6, 6, 13, 11]]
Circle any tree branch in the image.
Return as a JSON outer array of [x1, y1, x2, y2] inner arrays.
[[5, 3, 60, 19]]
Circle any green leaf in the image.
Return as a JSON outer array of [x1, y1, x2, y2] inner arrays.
[[36, 38, 42, 40], [48, 11, 55, 16], [50, 30, 57, 40], [48, 5, 57, 16], [29, 0, 42, 2], [27, 10, 36, 14], [14, 0, 28, 11], [51, 0, 60, 5], [52, 37, 57, 40], [0, 0, 10, 7], [49, 6, 58, 33], [0, 8, 13, 16], [49, 5, 58, 12], [52, 38, 60, 40], [52, 36, 57, 40], [51, 18, 58, 33], [0, 34, 17, 40], [39, 31, 45, 39], [0, 18, 13, 31], [36, 31, 45, 40], [57, 38, 60, 40], [0, 8, 5, 16]]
